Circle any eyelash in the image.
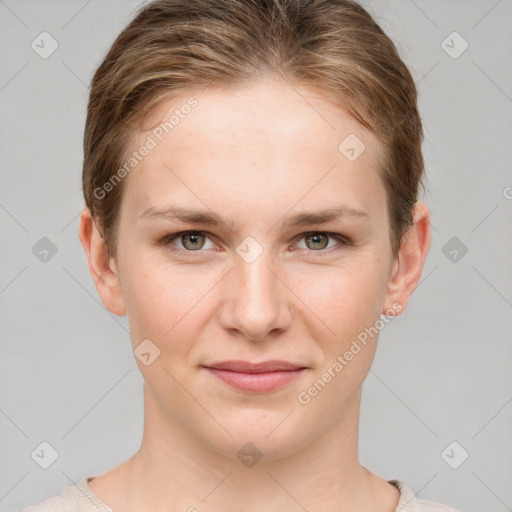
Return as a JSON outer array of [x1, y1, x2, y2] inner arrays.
[[158, 230, 351, 257]]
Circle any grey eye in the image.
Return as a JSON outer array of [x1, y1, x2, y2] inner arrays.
[[304, 232, 330, 250], [180, 232, 207, 250]]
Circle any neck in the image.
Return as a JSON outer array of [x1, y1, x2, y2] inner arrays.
[[104, 384, 398, 512]]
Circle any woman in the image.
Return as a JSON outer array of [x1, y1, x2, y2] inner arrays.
[[23, 0, 460, 510]]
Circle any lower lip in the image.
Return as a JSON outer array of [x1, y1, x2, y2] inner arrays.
[[206, 368, 305, 392]]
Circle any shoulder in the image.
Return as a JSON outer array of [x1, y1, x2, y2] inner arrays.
[[391, 480, 462, 512], [21, 477, 113, 512]]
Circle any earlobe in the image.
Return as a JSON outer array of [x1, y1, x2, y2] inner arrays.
[[382, 201, 431, 316], [78, 206, 127, 316]]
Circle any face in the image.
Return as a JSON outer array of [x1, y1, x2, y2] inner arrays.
[[93, 78, 416, 459]]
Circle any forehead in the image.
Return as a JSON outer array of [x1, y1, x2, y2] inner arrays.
[[137, 78, 380, 159], [121, 78, 386, 222]]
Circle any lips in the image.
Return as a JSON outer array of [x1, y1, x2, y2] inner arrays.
[[206, 360, 304, 373], [203, 360, 307, 392]]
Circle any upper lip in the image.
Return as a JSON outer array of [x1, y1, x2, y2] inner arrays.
[[204, 360, 306, 373]]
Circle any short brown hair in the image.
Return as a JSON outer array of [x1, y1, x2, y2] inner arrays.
[[82, 0, 425, 259]]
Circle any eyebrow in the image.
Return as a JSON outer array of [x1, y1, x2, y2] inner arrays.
[[139, 204, 368, 230]]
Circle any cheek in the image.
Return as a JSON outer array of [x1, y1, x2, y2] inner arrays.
[[291, 256, 387, 339], [121, 253, 217, 352], [120, 257, 178, 338], [292, 262, 386, 416]]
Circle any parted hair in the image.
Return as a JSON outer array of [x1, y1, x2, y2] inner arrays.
[[82, 0, 425, 259]]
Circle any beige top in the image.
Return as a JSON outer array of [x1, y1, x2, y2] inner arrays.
[[21, 476, 461, 511]]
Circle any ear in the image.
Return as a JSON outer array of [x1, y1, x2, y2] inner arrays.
[[382, 201, 431, 315], [78, 206, 126, 316]]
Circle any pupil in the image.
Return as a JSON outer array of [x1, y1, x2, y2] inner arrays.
[[184, 233, 203, 250], [307, 232, 327, 250]]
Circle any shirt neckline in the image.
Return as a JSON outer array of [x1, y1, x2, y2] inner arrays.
[[77, 476, 416, 512], [76, 477, 115, 512]]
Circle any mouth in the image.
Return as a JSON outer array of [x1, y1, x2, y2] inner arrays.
[[202, 360, 307, 393]]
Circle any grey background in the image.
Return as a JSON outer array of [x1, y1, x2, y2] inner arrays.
[[0, 1, 511, 511]]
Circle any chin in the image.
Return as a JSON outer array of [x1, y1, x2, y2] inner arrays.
[[197, 410, 315, 463]]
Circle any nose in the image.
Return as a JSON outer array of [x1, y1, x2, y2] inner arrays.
[[217, 247, 293, 342]]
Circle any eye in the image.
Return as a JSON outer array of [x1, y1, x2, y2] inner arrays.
[[295, 231, 349, 252], [161, 231, 217, 253]]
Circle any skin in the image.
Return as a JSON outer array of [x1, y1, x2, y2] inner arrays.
[[79, 77, 430, 512]]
